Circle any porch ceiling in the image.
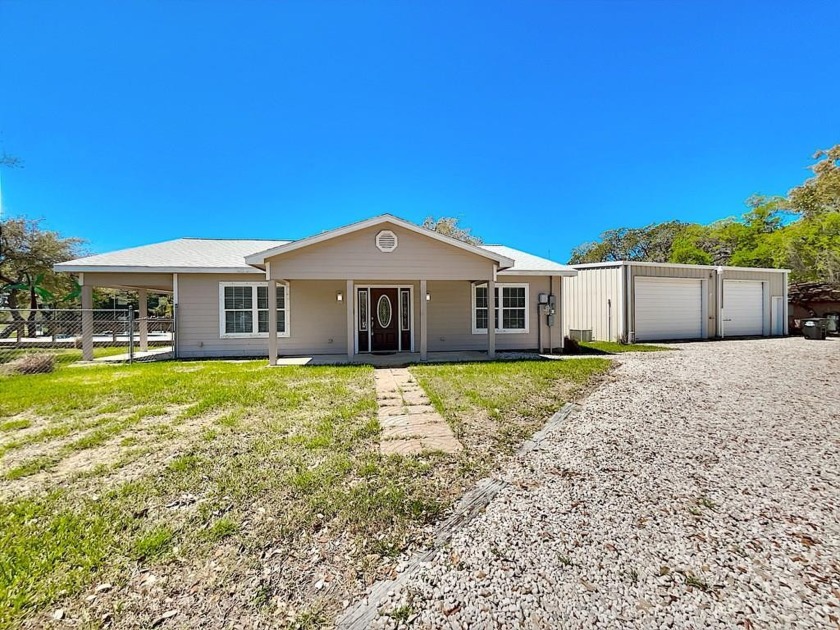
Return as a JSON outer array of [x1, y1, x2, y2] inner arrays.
[[79, 272, 174, 292]]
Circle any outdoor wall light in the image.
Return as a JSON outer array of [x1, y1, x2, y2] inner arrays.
[[336, 291, 343, 302], [426, 292, 431, 301]]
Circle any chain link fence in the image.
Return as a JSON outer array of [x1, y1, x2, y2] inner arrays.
[[0, 308, 175, 370]]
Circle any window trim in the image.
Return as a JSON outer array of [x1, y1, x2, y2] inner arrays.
[[471, 282, 530, 334], [218, 281, 290, 339]]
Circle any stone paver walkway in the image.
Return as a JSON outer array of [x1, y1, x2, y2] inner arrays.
[[374, 368, 462, 455]]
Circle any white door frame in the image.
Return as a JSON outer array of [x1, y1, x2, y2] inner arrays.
[[721, 279, 766, 338], [354, 285, 415, 354]]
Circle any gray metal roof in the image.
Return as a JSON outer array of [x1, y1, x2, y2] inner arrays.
[[481, 245, 577, 276], [56, 237, 576, 276], [56, 238, 290, 273]]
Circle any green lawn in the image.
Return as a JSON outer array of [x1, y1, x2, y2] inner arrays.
[[578, 341, 669, 354], [412, 358, 611, 468], [0, 356, 609, 628]]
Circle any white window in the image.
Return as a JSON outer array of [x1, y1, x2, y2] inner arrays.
[[472, 283, 529, 334], [219, 282, 289, 338]]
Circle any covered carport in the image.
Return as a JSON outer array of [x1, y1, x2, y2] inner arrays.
[[65, 271, 173, 360]]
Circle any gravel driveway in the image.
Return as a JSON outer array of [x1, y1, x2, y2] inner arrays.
[[373, 338, 840, 628]]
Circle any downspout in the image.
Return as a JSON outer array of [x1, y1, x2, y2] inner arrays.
[[623, 263, 632, 343], [716, 266, 724, 338], [537, 282, 542, 353], [549, 275, 553, 353]]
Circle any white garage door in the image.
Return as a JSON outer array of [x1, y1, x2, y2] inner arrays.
[[634, 277, 704, 341], [723, 280, 764, 336]]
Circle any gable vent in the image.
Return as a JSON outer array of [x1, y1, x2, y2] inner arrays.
[[375, 230, 398, 252]]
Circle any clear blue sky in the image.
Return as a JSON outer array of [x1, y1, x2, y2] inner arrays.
[[1, 1, 837, 262]]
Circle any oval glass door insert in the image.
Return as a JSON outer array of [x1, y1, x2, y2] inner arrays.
[[377, 295, 392, 328]]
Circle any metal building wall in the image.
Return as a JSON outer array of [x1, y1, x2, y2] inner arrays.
[[562, 265, 624, 341], [568, 263, 789, 343], [719, 268, 788, 337]]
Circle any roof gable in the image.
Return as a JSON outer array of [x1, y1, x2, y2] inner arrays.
[[244, 214, 514, 268]]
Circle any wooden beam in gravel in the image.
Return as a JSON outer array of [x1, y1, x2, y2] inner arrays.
[[337, 477, 510, 630], [337, 402, 581, 630], [519, 402, 579, 454]]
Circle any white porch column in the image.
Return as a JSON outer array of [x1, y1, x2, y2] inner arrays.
[[138, 288, 148, 352], [346, 280, 354, 359], [268, 279, 278, 366], [419, 279, 428, 361], [487, 278, 496, 359], [81, 283, 94, 361]]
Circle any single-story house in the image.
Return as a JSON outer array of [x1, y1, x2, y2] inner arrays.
[[562, 261, 789, 342], [55, 215, 577, 362]]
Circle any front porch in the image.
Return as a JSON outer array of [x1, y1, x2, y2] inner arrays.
[[270, 350, 496, 367], [266, 277, 503, 365]]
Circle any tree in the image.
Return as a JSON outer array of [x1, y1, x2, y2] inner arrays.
[[0, 217, 85, 336], [569, 221, 690, 264], [421, 216, 482, 245], [787, 145, 840, 218], [690, 196, 790, 267], [772, 212, 840, 282], [565, 143, 840, 284], [152, 295, 173, 318], [668, 224, 713, 265]]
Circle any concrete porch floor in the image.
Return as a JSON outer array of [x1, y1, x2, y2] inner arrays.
[[93, 346, 174, 362], [274, 351, 489, 367], [273, 350, 560, 367]]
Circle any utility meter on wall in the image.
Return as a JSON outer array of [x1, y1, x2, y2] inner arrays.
[[546, 294, 556, 327]]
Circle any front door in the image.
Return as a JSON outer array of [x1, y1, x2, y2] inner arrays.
[[370, 288, 399, 352]]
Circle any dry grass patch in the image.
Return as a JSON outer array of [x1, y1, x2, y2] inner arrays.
[[0, 356, 610, 629], [1, 353, 55, 375], [0, 360, 455, 629], [411, 358, 611, 473]]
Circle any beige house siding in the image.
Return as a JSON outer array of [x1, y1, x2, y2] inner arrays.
[[426, 276, 554, 352], [176, 273, 554, 357], [562, 266, 624, 342], [266, 223, 496, 281], [177, 274, 349, 358]]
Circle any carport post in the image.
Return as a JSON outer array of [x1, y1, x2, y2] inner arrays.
[[81, 282, 94, 361], [138, 288, 148, 352], [268, 279, 278, 366]]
